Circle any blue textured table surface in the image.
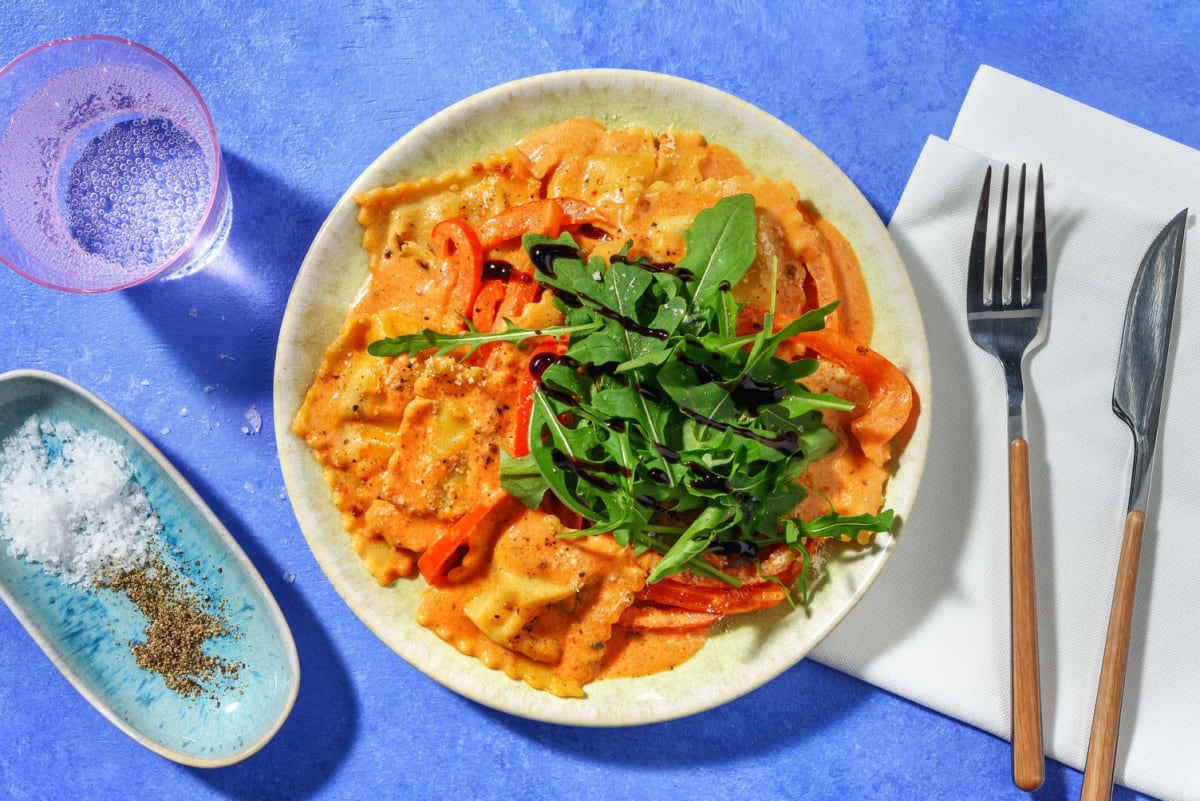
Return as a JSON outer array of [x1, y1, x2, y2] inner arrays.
[[1, 2, 1195, 799]]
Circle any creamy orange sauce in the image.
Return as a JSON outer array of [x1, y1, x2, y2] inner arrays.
[[599, 628, 711, 679], [292, 118, 913, 696]]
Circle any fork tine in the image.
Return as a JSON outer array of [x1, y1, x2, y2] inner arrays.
[[1030, 165, 1048, 307], [992, 165, 1010, 306], [967, 166, 992, 310], [1012, 164, 1027, 306]]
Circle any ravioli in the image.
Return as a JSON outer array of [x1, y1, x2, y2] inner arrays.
[[416, 508, 643, 697]]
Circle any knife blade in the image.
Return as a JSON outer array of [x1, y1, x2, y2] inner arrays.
[[1081, 208, 1187, 801], [1112, 208, 1188, 512]]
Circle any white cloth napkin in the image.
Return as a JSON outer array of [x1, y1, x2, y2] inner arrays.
[[811, 66, 1200, 801]]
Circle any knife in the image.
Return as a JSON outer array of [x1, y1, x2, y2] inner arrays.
[[1080, 209, 1187, 801]]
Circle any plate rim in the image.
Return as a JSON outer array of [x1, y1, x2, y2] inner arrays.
[[274, 67, 931, 726]]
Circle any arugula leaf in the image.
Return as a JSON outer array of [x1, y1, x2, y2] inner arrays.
[[497, 450, 550, 509], [780, 509, 896, 543], [676, 193, 759, 324], [646, 505, 725, 584], [738, 302, 836, 383], [367, 318, 600, 359]]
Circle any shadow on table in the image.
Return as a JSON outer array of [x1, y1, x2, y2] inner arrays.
[[486, 659, 867, 770], [485, 660, 1152, 801], [155, 458, 359, 799], [121, 152, 327, 404]]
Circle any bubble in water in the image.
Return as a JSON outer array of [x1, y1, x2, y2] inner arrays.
[[64, 116, 212, 268]]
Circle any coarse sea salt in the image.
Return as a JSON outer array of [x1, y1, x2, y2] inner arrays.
[[242, 406, 261, 435], [0, 415, 158, 585]]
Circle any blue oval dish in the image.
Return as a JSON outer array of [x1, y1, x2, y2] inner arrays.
[[0, 369, 299, 767]]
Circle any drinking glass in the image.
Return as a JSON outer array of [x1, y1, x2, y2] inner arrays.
[[0, 35, 232, 293]]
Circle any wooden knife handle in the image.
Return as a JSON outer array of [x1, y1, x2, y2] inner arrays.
[[1081, 509, 1147, 801], [1009, 437, 1045, 791]]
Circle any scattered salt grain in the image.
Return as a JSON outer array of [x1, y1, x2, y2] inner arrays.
[[282, 572, 296, 585], [243, 407, 262, 435], [0, 416, 156, 585]]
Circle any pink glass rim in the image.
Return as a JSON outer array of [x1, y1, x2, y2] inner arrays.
[[0, 34, 227, 293]]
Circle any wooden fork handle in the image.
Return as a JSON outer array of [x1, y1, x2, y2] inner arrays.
[[1009, 437, 1045, 791], [1081, 509, 1147, 801]]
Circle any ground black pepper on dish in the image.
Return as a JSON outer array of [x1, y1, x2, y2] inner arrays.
[[98, 551, 243, 701]]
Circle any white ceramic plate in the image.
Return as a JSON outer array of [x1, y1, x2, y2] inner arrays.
[[274, 69, 931, 726]]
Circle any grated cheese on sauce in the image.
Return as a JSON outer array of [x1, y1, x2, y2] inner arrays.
[[0, 415, 157, 585]]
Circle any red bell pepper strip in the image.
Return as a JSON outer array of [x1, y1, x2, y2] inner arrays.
[[788, 326, 914, 467], [431, 218, 484, 323], [634, 545, 806, 618], [470, 278, 507, 332], [471, 270, 537, 336], [737, 305, 914, 467], [636, 560, 803, 617], [495, 270, 538, 321], [510, 337, 567, 457], [417, 489, 518, 585], [478, 197, 608, 250]]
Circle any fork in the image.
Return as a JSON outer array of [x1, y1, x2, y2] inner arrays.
[[967, 163, 1048, 792]]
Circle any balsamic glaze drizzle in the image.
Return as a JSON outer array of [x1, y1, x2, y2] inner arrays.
[[528, 242, 581, 278], [679, 406, 801, 456], [481, 259, 514, 282], [550, 448, 624, 493], [529, 352, 557, 378], [729, 373, 787, 412], [686, 461, 732, 493], [610, 252, 695, 282]]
